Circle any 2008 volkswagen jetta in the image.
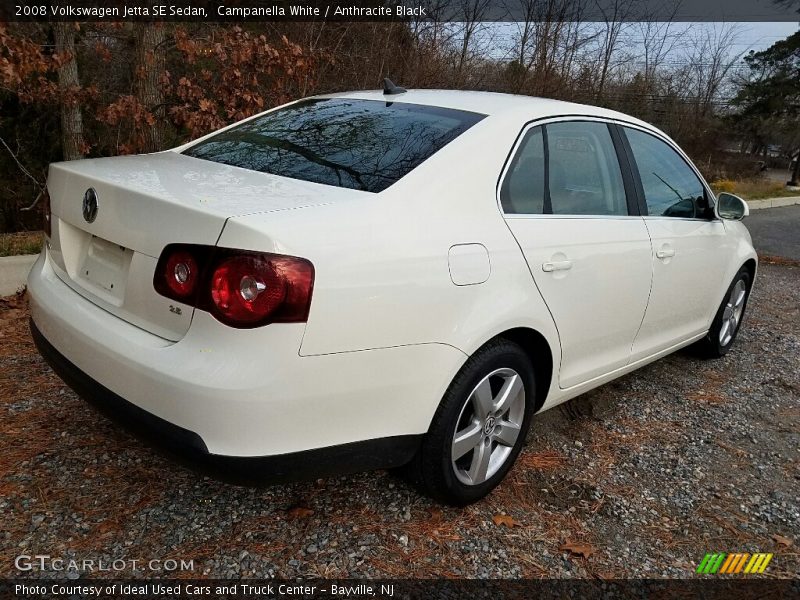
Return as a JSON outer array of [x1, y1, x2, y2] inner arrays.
[[28, 87, 756, 505]]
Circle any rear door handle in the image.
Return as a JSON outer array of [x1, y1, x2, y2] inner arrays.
[[542, 260, 573, 272], [656, 248, 675, 259]]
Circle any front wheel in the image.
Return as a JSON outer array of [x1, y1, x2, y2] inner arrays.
[[692, 268, 751, 359], [404, 339, 535, 505]]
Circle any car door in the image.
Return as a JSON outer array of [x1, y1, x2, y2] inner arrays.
[[619, 125, 735, 361], [500, 119, 652, 389]]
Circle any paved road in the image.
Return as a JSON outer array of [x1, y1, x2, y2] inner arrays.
[[745, 205, 800, 261], [0, 254, 37, 296]]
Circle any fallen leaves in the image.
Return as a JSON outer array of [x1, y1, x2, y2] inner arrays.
[[760, 255, 800, 268], [517, 450, 565, 470], [773, 533, 792, 547], [286, 506, 314, 519], [687, 390, 729, 404], [560, 541, 596, 559], [491, 514, 521, 528]]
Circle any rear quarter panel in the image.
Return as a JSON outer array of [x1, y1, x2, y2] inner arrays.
[[216, 114, 561, 368]]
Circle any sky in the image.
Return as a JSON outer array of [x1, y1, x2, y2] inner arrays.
[[482, 21, 799, 61], [716, 21, 798, 52]]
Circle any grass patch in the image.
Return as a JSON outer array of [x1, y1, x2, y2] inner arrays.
[[0, 231, 42, 257], [711, 178, 800, 200]]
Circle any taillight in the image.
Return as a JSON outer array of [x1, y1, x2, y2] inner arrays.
[[164, 250, 199, 298], [210, 256, 286, 325], [43, 192, 51, 238], [154, 244, 314, 329]]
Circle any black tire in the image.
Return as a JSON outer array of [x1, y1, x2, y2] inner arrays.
[[691, 267, 751, 359], [403, 339, 535, 505]]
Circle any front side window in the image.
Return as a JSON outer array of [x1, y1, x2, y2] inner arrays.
[[624, 127, 707, 218], [501, 121, 628, 216], [183, 99, 485, 193]]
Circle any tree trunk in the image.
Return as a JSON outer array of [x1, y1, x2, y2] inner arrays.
[[790, 150, 800, 187], [134, 23, 166, 152], [53, 22, 84, 161]]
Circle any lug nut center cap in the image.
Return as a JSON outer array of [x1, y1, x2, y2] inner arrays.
[[483, 416, 496, 436]]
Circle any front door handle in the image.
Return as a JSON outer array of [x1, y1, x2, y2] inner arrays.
[[656, 248, 675, 259], [542, 260, 573, 272]]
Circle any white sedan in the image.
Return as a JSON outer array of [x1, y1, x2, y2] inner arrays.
[[28, 87, 756, 504]]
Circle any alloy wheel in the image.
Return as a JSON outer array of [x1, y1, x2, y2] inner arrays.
[[719, 279, 746, 346], [451, 367, 526, 486]]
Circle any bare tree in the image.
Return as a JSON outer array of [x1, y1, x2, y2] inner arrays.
[[133, 23, 166, 152], [53, 22, 84, 161], [506, 0, 588, 95], [594, 0, 632, 101], [686, 24, 742, 119], [404, 0, 457, 86], [637, 17, 683, 91], [455, 0, 492, 86]]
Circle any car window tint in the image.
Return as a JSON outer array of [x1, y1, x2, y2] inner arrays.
[[625, 127, 705, 218], [183, 98, 485, 193], [500, 126, 545, 214], [545, 121, 627, 216]]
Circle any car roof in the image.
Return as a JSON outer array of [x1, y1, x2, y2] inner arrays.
[[316, 89, 657, 131]]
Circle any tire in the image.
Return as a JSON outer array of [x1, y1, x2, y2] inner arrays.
[[404, 339, 535, 505], [691, 267, 751, 359]]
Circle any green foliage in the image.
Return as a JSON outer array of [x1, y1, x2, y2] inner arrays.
[[732, 32, 800, 157]]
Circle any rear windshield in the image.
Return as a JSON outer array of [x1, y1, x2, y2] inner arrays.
[[182, 98, 485, 193]]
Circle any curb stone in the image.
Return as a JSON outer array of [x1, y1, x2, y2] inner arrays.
[[746, 196, 800, 211]]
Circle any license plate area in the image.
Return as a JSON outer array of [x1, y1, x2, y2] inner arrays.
[[77, 235, 133, 305]]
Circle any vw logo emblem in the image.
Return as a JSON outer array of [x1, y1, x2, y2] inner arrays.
[[82, 188, 98, 223], [483, 416, 496, 435]]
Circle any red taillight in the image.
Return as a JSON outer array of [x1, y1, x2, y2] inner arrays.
[[154, 244, 314, 329], [210, 256, 286, 325], [164, 250, 199, 298], [43, 192, 51, 238]]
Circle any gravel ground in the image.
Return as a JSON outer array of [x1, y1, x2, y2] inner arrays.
[[1, 263, 798, 580]]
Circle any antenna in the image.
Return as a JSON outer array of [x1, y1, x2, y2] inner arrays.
[[383, 78, 407, 95]]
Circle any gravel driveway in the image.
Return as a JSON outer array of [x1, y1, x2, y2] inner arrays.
[[1, 263, 798, 579]]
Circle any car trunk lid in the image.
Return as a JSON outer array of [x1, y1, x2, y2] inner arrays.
[[45, 151, 335, 341]]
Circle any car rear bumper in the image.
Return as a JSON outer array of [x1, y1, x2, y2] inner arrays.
[[31, 319, 420, 483], [27, 250, 466, 471]]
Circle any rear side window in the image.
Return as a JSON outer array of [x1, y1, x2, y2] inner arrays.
[[183, 98, 485, 193], [547, 121, 627, 216], [624, 127, 706, 218], [500, 127, 545, 214], [501, 121, 628, 216]]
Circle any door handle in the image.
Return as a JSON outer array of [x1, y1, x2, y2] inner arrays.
[[542, 260, 573, 272], [656, 248, 675, 259]]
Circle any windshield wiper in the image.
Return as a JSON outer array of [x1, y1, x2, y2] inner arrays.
[[652, 171, 685, 204]]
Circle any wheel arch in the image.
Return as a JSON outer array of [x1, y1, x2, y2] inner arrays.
[[492, 327, 553, 413], [742, 257, 757, 285]]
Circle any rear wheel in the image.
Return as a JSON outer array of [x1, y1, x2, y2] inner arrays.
[[692, 268, 751, 358], [405, 339, 535, 505]]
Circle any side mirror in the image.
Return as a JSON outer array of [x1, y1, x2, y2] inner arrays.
[[716, 192, 749, 221]]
